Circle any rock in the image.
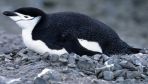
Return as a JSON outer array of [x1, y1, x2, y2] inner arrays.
[[14, 57, 22, 64], [113, 64, 122, 70], [77, 55, 96, 73], [4, 55, 12, 60], [92, 79, 114, 84], [59, 54, 68, 64], [140, 48, 148, 54], [103, 71, 114, 81], [34, 77, 48, 84], [67, 54, 78, 68], [0, 76, 20, 84], [15, 65, 19, 69], [96, 71, 103, 78], [95, 63, 112, 74], [49, 54, 59, 62], [114, 70, 124, 78], [4, 58, 11, 62], [120, 60, 137, 70], [36, 68, 62, 82], [68, 63, 76, 68], [0, 54, 5, 61], [121, 79, 136, 84], [116, 77, 124, 82], [102, 54, 109, 61], [68, 54, 76, 64], [61, 67, 72, 73], [6, 66, 15, 70], [126, 71, 142, 79], [21, 54, 29, 61], [92, 54, 102, 61], [137, 66, 144, 73]]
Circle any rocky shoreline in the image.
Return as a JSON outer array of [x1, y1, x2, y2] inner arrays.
[[0, 32, 148, 84]]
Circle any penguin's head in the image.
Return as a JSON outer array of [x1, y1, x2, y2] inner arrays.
[[3, 7, 45, 29]]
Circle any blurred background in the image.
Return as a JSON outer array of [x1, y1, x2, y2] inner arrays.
[[0, 0, 148, 48]]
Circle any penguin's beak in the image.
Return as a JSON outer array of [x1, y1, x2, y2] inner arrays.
[[3, 11, 17, 16]]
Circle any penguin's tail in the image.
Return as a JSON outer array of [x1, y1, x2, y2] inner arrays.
[[129, 47, 142, 54]]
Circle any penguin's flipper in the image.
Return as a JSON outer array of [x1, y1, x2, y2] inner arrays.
[[60, 33, 101, 56]]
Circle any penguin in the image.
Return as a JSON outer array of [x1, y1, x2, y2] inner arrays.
[[3, 7, 142, 56]]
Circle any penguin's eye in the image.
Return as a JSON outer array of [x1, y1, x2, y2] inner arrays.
[[24, 16, 29, 18]]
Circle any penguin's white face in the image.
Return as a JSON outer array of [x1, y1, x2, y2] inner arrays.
[[9, 12, 35, 21], [10, 12, 41, 30], [3, 11, 41, 30]]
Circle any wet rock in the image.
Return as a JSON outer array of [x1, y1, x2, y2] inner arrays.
[[103, 71, 114, 81]]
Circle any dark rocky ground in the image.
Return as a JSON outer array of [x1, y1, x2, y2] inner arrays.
[[0, 31, 148, 84]]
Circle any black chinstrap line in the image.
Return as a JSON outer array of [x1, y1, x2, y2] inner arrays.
[[15, 17, 35, 22]]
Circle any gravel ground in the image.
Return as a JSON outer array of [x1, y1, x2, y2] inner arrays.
[[0, 31, 148, 84], [0, 0, 148, 84]]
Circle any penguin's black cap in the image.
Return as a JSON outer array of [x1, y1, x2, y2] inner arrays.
[[14, 7, 45, 17], [3, 7, 45, 17]]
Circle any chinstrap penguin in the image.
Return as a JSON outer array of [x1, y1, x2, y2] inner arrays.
[[3, 7, 142, 56]]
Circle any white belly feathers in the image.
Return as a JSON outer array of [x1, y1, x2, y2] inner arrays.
[[22, 29, 68, 55]]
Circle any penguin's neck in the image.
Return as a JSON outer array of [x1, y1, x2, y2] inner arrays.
[[21, 17, 41, 46]]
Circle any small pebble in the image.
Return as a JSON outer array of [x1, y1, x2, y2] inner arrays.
[[116, 77, 124, 82], [59, 54, 68, 64], [68, 63, 76, 68], [34, 77, 48, 84], [103, 71, 114, 81], [6, 66, 15, 70], [49, 54, 59, 62], [92, 54, 101, 61]]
